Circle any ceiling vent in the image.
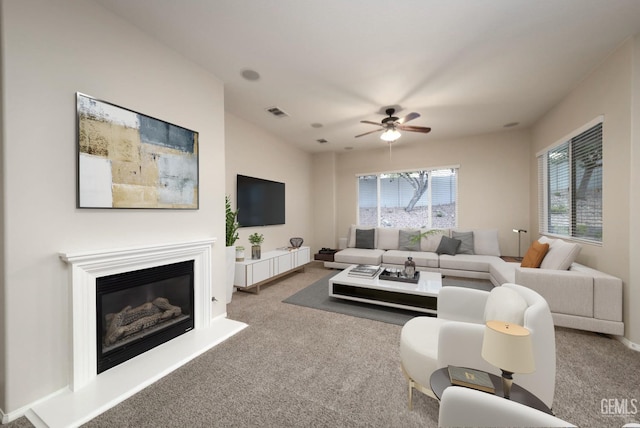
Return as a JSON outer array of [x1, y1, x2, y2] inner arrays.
[[316, 138, 328, 144], [265, 106, 289, 118]]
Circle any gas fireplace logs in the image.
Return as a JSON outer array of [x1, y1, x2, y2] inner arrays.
[[104, 297, 182, 346]]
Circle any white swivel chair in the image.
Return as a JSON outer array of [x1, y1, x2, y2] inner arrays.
[[399, 283, 556, 410], [439, 386, 574, 428]]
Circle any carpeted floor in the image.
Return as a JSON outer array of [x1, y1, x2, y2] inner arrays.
[[282, 270, 493, 325], [6, 262, 640, 427]]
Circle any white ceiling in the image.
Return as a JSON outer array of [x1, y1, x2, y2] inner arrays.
[[95, 0, 640, 153]]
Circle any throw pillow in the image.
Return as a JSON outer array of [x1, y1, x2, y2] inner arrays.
[[355, 228, 375, 249], [540, 239, 581, 270], [520, 240, 550, 268], [377, 227, 399, 250], [348, 225, 374, 248], [473, 229, 501, 256], [452, 231, 474, 255], [399, 229, 421, 251], [436, 236, 461, 255], [420, 229, 447, 252]]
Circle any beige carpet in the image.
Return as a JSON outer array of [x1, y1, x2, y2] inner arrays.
[[7, 262, 640, 427]]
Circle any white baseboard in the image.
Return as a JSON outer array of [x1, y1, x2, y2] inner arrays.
[[616, 335, 640, 352]]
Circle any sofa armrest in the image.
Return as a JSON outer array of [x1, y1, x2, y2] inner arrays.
[[515, 267, 594, 317], [437, 286, 490, 324], [570, 263, 623, 322]]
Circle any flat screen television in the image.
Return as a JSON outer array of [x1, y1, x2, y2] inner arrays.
[[237, 175, 285, 227]]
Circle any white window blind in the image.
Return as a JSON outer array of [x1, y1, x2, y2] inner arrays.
[[537, 119, 603, 242]]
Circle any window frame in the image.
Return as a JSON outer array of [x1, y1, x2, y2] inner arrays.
[[537, 116, 603, 244], [356, 166, 459, 229]]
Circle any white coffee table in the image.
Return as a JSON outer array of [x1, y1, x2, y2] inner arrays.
[[328, 265, 443, 314]]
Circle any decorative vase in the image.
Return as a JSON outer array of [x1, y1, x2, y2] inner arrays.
[[235, 247, 245, 261], [404, 256, 416, 278], [251, 245, 261, 260]]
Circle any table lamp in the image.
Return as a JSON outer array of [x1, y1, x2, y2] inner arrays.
[[481, 320, 535, 399]]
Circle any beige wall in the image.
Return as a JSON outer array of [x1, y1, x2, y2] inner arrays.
[[323, 130, 531, 256], [1, 0, 226, 414], [224, 113, 315, 253], [531, 39, 637, 344], [311, 152, 338, 250]]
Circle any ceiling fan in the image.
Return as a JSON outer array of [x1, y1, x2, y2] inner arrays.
[[355, 108, 431, 142]]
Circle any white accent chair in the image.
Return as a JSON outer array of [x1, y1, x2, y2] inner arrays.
[[439, 386, 574, 427], [399, 283, 556, 410]]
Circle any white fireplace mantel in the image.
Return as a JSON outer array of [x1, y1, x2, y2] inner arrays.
[[27, 239, 247, 428], [60, 239, 219, 391]]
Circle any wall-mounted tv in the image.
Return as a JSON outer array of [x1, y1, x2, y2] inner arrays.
[[237, 175, 285, 227]]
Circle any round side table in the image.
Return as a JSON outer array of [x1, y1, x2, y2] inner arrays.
[[429, 367, 553, 415]]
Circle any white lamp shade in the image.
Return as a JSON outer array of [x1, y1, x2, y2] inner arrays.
[[380, 129, 401, 142], [481, 320, 535, 374]]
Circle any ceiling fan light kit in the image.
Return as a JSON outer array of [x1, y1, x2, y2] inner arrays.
[[380, 128, 401, 142]]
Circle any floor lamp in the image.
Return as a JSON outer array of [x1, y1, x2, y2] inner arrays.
[[512, 229, 527, 258]]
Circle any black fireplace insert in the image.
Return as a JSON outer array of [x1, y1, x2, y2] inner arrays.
[[96, 260, 195, 374]]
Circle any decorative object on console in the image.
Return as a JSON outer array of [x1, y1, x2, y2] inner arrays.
[[481, 320, 535, 400], [512, 229, 527, 258], [403, 256, 416, 277], [235, 246, 245, 262], [290, 237, 304, 248], [76, 93, 198, 209], [249, 233, 264, 259]]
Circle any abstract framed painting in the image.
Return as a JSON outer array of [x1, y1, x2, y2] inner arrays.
[[76, 92, 199, 209]]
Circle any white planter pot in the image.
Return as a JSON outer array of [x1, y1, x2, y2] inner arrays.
[[226, 245, 236, 303]]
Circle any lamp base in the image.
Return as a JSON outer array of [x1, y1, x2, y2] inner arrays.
[[501, 370, 514, 399]]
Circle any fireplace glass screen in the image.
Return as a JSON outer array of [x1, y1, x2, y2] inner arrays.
[[96, 260, 195, 373]]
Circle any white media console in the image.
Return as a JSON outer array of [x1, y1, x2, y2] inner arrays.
[[234, 246, 310, 293]]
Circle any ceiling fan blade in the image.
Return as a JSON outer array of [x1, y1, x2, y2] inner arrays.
[[355, 128, 384, 138], [360, 120, 383, 126], [396, 112, 420, 125], [397, 125, 432, 133]]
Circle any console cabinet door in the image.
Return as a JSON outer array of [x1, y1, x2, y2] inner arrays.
[[251, 259, 272, 284]]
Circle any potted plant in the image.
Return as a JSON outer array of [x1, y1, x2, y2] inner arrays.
[[225, 196, 239, 303], [249, 232, 264, 259]]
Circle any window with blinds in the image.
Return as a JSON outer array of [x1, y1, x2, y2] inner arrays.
[[357, 168, 458, 228], [537, 118, 603, 243]]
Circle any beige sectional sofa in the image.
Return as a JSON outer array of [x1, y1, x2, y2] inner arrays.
[[324, 226, 624, 336]]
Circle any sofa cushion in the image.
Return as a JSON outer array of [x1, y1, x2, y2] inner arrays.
[[436, 236, 461, 255], [539, 239, 581, 270], [334, 248, 384, 266], [520, 240, 550, 268], [383, 250, 439, 268], [399, 229, 421, 251], [440, 254, 494, 272], [473, 229, 501, 256], [452, 231, 474, 255], [377, 227, 399, 250], [420, 229, 448, 252], [490, 259, 516, 284], [355, 228, 375, 249]]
